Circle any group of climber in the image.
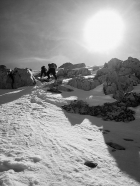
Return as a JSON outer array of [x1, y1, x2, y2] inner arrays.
[[40, 63, 57, 81]]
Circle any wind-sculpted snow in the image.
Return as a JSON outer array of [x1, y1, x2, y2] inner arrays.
[[31, 88, 75, 107]]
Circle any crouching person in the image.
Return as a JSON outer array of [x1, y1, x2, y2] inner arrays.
[[46, 63, 57, 81]]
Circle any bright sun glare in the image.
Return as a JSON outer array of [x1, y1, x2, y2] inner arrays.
[[84, 10, 125, 53]]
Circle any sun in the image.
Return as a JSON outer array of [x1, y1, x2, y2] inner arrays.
[[84, 10, 125, 53]]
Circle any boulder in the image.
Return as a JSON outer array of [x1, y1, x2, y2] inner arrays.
[[97, 74, 107, 83], [59, 62, 73, 69], [0, 67, 13, 89], [59, 62, 86, 70], [103, 82, 117, 95], [0, 66, 36, 89], [57, 69, 66, 77], [0, 65, 6, 70], [64, 63, 86, 70], [62, 99, 136, 122], [92, 66, 100, 71], [13, 68, 36, 88], [122, 57, 140, 78], [96, 67, 110, 77], [67, 68, 91, 78], [94, 57, 140, 100], [68, 77, 100, 91], [119, 67, 133, 76], [57, 67, 91, 78], [107, 58, 122, 70]]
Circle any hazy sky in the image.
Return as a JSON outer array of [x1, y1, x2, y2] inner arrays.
[[0, 0, 140, 69]]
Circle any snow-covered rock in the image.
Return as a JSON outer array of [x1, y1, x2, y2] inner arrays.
[[13, 68, 36, 88], [57, 67, 91, 78], [107, 58, 122, 70], [94, 57, 140, 100], [68, 77, 100, 91], [123, 57, 140, 79], [59, 62, 73, 69], [0, 66, 36, 89], [66, 63, 86, 69], [92, 66, 100, 71], [103, 82, 117, 95], [0, 66, 13, 89]]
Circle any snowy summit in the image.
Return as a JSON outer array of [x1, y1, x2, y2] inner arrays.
[[0, 61, 140, 186]]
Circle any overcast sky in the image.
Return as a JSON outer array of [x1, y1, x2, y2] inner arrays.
[[0, 0, 140, 69]]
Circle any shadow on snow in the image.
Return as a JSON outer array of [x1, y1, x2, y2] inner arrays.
[[0, 86, 34, 105]]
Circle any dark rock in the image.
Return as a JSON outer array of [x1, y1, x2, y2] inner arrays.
[[47, 88, 62, 94], [59, 62, 73, 69], [61, 95, 138, 122], [0, 66, 36, 89], [94, 57, 140, 100], [87, 139, 92, 141], [84, 161, 98, 168], [93, 66, 100, 71], [65, 63, 86, 70]]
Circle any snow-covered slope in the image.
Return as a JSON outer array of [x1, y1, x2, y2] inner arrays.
[[0, 81, 140, 186]]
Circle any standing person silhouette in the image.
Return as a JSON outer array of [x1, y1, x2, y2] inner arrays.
[[40, 66, 47, 78], [8, 69, 15, 89], [46, 63, 57, 81]]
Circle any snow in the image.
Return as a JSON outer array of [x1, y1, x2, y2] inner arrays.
[[0, 80, 140, 185]]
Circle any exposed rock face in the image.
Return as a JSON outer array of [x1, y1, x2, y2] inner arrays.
[[59, 62, 86, 70], [66, 63, 86, 69], [103, 74, 140, 97], [123, 57, 140, 79], [59, 62, 73, 69], [95, 57, 140, 100], [107, 58, 122, 70], [103, 82, 117, 95], [92, 66, 100, 71], [67, 77, 100, 91], [0, 66, 13, 89], [0, 65, 6, 70], [45, 80, 73, 93], [57, 67, 91, 78], [96, 67, 110, 77], [57, 69, 66, 77], [13, 68, 36, 88], [62, 93, 139, 122], [0, 66, 36, 89], [121, 92, 140, 107], [67, 68, 91, 78]]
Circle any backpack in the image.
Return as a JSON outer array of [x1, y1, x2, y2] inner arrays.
[[49, 63, 57, 69]]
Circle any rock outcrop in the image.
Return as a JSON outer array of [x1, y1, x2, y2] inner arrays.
[[0, 65, 13, 89], [13, 68, 36, 88], [59, 62, 73, 69], [67, 77, 100, 91], [57, 67, 91, 78], [62, 91, 140, 122], [0, 66, 36, 89], [59, 62, 85, 69], [92, 66, 100, 71], [66, 63, 86, 69], [94, 57, 140, 100]]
